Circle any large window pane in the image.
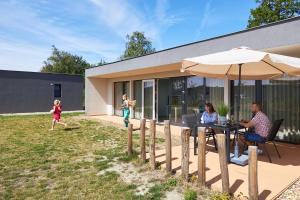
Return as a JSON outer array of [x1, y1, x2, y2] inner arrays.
[[206, 78, 224, 110], [133, 80, 142, 119], [114, 81, 129, 116], [234, 80, 255, 121], [157, 79, 170, 121], [186, 76, 205, 115], [262, 78, 300, 143], [170, 78, 185, 123], [143, 81, 154, 119]]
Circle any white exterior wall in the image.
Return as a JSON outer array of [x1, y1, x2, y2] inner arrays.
[[85, 77, 108, 115]]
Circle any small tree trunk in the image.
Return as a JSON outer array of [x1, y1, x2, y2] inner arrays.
[[127, 123, 133, 156], [248, 146, 258, 200], [164, 120, 172, 173], [149, 119, 156, 170], [216, 134, 229, 194], [181, 127, 190, 181], [197, 127, 206, 187], [140, 118, 146, 163]]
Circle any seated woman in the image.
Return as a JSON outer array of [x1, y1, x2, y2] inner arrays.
[[201, 103, 218, 124], [200, 102, 218, 150]]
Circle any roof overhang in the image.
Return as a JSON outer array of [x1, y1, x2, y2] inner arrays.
[[86, 17, 300, 79]]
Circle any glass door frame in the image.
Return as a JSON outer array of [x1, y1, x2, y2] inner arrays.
[[142, 79, 155, 120]]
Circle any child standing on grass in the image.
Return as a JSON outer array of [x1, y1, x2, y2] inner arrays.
[[50, 99, 67, 131]]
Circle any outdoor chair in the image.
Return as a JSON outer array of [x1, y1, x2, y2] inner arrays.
[[256, 119, 284, 163], [242, 119, 284, 163], [181, 114, 217, 155]]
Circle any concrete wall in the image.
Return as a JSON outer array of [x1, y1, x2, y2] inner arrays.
[[85, 77, 108, 115], [0, 70, 83, 114]]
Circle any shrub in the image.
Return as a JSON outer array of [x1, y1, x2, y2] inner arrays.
[[184, 188, 197, 200]]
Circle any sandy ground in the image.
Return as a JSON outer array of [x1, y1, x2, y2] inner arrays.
[[73, 115, 183, 148]]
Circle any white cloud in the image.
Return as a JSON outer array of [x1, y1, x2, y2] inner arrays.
[[0, 0, 183, 71], [195, 0, 214, 37], [0, 1, 120, 71], [89, 0, 183, 49]]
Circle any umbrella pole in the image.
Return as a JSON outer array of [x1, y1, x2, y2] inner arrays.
[[234, 64, 242, 158]]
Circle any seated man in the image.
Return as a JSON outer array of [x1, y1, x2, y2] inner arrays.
[[240, 102, 272, 145]]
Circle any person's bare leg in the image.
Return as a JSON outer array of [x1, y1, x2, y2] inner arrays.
[[50, 119, 56, 131]]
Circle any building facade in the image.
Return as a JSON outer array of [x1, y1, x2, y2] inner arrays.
[[85, 17, 300, 144], [0, 70, 83, 113]]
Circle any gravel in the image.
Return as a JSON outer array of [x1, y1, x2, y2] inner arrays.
[[276, 179, 300, 200]]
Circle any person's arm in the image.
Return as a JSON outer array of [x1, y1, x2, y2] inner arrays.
[[213, 112, 218, 123], [200, 112, 206, 123], [240, 120, 254, 128]]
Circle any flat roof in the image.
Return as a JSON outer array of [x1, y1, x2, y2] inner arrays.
[[0, 69, 83, 77], [86, 16, 300, 78]]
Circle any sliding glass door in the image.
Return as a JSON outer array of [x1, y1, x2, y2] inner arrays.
[[114, 81, 129, 116], [142, 80, 155, 119], [169, 77, 185, 123], [133, 80, 142, 119], [157, 79, 170, 122]]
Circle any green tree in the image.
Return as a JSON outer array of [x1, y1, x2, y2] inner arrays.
[[41, 45, 91, 76], [121, 31, 156, 59], [247, 0, 300, 28]]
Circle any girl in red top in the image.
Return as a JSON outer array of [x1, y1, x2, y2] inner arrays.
[[50, 100, 67, 130]]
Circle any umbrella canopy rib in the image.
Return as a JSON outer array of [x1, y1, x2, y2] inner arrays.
[[262, 60, 285, 74], [225, 64, 233, 78]]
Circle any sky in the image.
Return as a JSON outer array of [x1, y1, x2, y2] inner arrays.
[[0, 0, 258, 72]]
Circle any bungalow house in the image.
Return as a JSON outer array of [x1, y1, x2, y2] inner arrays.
[[85, 17, 300, 144]]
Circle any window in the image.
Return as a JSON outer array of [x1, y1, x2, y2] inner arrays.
[[233, 80, 256, 121], [186, 76, 224, 115], [262, 78, 300, 143], [114, 81, 130, 116], [54, 84, 61, 98], [133, 80, 142, 119], [186, 76, 205, 114]]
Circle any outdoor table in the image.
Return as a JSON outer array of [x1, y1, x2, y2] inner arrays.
[[195, 123, 241, 162]]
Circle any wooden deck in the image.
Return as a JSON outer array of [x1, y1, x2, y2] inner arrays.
[[89, 115, 300, 199]]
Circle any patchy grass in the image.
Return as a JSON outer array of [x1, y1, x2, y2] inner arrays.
[[0, 114, 174, 199], [183, 188, 197, 200], [0, 113, 240, 200]]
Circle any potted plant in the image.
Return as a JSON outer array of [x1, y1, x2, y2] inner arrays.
[[217, 104, 229, 125]]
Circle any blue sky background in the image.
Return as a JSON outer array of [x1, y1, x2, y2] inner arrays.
[[0, 0, 258, 72]]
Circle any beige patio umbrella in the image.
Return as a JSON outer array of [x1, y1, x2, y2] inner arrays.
[[181, 47, 300, 163], [181, 47, 300, 80], [181, 47, 300, 120]]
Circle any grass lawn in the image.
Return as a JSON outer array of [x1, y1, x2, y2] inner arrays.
[[0, 113, 233, 200], [0, 114, 156, 199]]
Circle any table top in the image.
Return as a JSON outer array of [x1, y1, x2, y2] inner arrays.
[[196, 122, 242, 131]]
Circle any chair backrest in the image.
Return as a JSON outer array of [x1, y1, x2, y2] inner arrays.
[[266, 119, 284, 141], [182, 114, 198, 137]]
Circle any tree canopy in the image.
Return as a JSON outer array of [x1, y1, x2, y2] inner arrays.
[[247, 0, 300, 28], [41, 45, 92, 76], [121, 31, 156, 59]]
